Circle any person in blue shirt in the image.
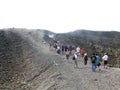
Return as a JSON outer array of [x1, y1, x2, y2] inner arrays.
[[91, 53, 97, 72], [96, 53, 101, 71]]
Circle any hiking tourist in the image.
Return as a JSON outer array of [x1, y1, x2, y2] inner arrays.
[[69, 44, 73, 55], [81, 48, 85, 57], [95, 53, 101, 71], [91, 53, 97, 72], [66, 49, 70, 60], [102, 53, 109, 69], [76, 46, 80, 55], [65, 45, 68, 52], [72, 52, 79, 68], [61, 45, 65, 54], [83, 53, 88, 65], [53, 42, 57, 50], [57, 45, 61, 54]]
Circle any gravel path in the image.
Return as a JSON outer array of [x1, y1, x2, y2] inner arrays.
[[36, 49, 120, 90]]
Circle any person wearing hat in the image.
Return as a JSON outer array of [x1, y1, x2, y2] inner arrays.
[[83, 53, 88, 65]]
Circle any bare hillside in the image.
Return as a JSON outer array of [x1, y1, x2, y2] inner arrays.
[[0, 29, 120, 90], [0, 29, 63, 90], [44, 30, 120, 67]]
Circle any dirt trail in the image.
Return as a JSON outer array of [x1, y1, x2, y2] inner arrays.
[[26, 30, 120, 90], [36, 45, 120, 90]]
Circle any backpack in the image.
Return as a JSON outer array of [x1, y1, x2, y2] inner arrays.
[[91, 56, 96, 63]]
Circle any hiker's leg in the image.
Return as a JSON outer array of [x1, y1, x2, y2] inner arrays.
[[104, 61, 106, 68], [85, 59, 87, 65], [92, 63, 96, 72], [104, 61, 108, 69], [84, 60, 86, 65], [92, 64, 94, 71], [74, 61, 76, 68], [66, 55, 67, 59], [75, 60, 78, 68], [98, 63, 101, 71]]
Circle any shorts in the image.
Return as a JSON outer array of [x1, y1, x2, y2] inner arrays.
[[104, 61, 108, 65]]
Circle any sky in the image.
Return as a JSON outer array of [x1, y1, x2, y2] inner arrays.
[[0, 0, 120, 33]]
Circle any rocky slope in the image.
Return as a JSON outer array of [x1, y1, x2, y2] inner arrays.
[[44, 30, 120, 67], [0, 29, 63, 90], [0, 28, 120, 90], [36, 55, 120, 90]]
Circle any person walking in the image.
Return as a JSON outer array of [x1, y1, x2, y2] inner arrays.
[[76, 46, 80, 55], [72, 52, 79, 68], [83, 53, 88, 65], [96, 53, 101, 71], [66, 49, 70, 60], [102, 53, 109, 69], [81, 48, 85, 57], [91, 53, 97, 72]]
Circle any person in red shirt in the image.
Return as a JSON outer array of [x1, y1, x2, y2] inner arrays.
[[80, 48, 85, 57]]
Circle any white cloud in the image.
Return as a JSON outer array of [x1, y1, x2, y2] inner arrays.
[[0, 0, 120, 33]]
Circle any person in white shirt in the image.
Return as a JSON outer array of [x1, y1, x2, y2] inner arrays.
[[102, 53, 109, 69], [76, 46, 80, 55], [72, 52, 79, 68]]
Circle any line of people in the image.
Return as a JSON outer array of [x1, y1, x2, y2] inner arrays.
[[49, 41, 109, 72], [72, 51, 109, 72]]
